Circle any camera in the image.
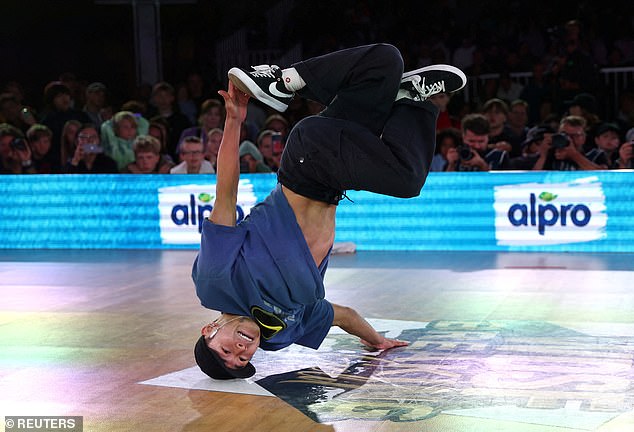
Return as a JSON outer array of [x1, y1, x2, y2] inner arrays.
[[551, 133, 570, 149], [458, 145, 473, 161], [10, 138, 28, 152]]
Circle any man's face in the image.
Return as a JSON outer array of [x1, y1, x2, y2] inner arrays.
[[463, 129, 489, 152], [135, 151, 159, 173], [86, 90, 105, 108], [508, 105, 528, 128], [559, 123, 586, 150], [181, 141, 204, 171], [153, 90, 174, 111], [53, 93, 72, 112], [202, 318, 261, 370], [484, 108, 506, 129]]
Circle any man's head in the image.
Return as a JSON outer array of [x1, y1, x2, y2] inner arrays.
[[508, 99, 529, 129], [559, 115, 587, 151], [194, 315, 261, 380], [179, 136, 205, 172], [0, 123, 24, 159], [461, 113, 490, 152], [482, 98, 508, 131], [205, 128, 223, 162]]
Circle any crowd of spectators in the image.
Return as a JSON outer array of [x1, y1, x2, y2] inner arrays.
[[1, 5, 633, 175]]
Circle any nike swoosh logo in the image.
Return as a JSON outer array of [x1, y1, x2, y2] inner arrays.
[[269, 82, 290, 98]]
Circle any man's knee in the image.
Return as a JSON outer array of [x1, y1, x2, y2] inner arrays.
[[371, 44, 404, 73]]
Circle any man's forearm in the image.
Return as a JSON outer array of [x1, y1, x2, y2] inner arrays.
[[332, 304, 383, 346]]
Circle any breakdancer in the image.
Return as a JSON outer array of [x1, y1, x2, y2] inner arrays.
[[193, 44, 466, 379]]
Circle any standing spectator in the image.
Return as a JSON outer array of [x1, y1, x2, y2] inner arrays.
[[0, 124, 35, 174], [481, 98, 517, 156], [446, 113, 510, 172], [452, 37, 477, 71], [496, 71, 524, 104], [82, 82, 108, 129], [123, 135, 174, 174], [39, 81, 90, 165], [176, 82, 198, 125], [26, 124, 60, 173], [506, 100, 530, 152], [178, 99, 225, 148], [169, 136, 214, 174], [147, 81, 192, 160], [63, 124, 118, 174], [101, 111, 148, 171], [520, 61, 554, 125]]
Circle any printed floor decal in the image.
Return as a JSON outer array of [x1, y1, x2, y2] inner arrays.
[[142, 318, 634, 430]]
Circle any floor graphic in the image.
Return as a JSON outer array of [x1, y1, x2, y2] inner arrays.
[[142, 318, 634, 430]]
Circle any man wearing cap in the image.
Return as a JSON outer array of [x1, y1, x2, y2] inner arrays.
[[509, 125, 553, 170], [83, 82, 108, 129], [192, 44, 467, 379]]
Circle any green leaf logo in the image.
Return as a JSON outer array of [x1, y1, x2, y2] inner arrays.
[[198, 193, 214, 203], [539, 191, 558, 202]]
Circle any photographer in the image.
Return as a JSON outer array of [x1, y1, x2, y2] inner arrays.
[[63, 124, 118, 173], [509, 126, 553, 170], [446, 113, 510, 171], [615, 128, 634, 169], [540, 116, 603, 171], [0, 123, 36, 174]]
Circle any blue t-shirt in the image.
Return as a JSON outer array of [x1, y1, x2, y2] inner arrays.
[[192, 184, 334, 351]]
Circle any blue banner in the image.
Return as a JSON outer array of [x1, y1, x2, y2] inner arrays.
[[1, 172, 632, 252]]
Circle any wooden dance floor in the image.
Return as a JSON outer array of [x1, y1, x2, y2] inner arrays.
[[1, 249, 633, 431]]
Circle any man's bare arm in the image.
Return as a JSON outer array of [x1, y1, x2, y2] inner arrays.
[[210, 82, 249, 227], [331, 303, 409, 350]]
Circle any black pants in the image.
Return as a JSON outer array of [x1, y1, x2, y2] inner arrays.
[[278, 44, 439, 205]]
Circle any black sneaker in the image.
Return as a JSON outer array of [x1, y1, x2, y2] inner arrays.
[[228, 65, 294, 112], [396, 64, 467, 102]]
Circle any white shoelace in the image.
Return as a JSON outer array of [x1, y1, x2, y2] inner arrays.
[[249, 65, 278, 78], [408, 75, 446, 99]]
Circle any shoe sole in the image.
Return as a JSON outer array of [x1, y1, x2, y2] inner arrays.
[[402, 64, 467, 93], [228, 67, 289, 112]]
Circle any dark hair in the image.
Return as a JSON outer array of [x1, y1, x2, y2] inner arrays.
[[43, 81, 71, 107], [26, 124, 53, 142], [461, 113, 490, 135]]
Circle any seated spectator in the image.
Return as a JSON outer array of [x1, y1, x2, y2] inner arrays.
[[446, 113, 511, 171], [540, 115, 603, 171], [615, 128, 634, 169], [430, 127, 461, 172], [238, 140, 272, 173], [255, 129, 282, 172], [178, 99, 225, 148], [0, 123, 36, 174], [587, 123, 621, 169], [169, 136, 214, 174], [204, 127, 223, 170], [60, 120, 82, 166], [509, 126, 554, 170], [148, 118, 171, 157], [101, 111, 149, 171], [26, 124, 60, 173], [63, 124, 118, 174], [262, 113, 290, 140], [123, 135, 174, 174]]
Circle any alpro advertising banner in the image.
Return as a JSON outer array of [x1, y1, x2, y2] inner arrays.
[[0, 172, 632, 252]]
